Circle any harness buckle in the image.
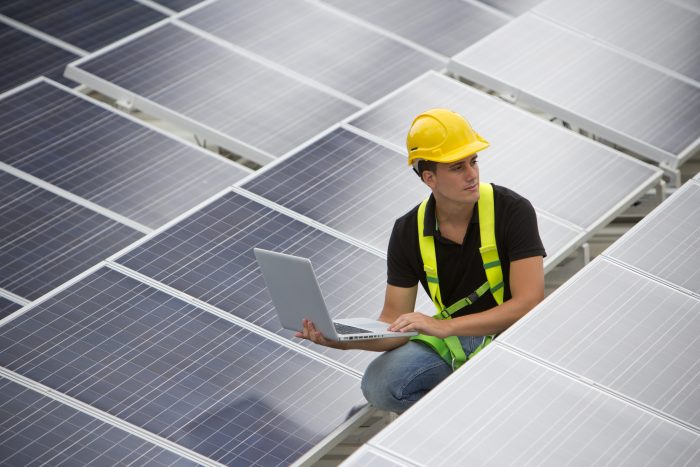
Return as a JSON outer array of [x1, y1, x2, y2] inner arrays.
[[439, 309, 450, 319]]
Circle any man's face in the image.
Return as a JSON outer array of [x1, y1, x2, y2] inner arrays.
[[423, 154, 480, 205]]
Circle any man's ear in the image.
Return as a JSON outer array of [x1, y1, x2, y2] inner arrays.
[[421, 170, 436, 188]]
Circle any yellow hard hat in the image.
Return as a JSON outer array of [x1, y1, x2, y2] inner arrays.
[[406, 108, 489, 166]]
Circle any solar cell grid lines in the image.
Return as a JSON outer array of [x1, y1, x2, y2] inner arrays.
[[0, 22, 78, 92], [115, 189, 384, 372], [243, 127, 429, 252], [503, 258, 700, 430], [0, 0, 167, 52], [68, 22, 360, 162], [361, 345, 700, 467], [0, 172, 143, 301], [0, 297, 22, 321], [0, 80, 249, 229], [182, 0, 444, 104], [0, 267, 365, 466], [348, 72, 660, 232], [322, 0, 510, 56], [0, 376, 196, 466], [603, 180, 700, 296], [449, 14, 700, 167], [534, 0, 700, 84]]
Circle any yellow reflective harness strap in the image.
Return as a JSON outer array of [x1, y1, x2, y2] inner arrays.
[[410, 183, 504, 370]]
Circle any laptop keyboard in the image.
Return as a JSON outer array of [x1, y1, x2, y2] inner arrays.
[[334, 323, 373, 334]]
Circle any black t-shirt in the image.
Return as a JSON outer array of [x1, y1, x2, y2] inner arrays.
[[387, 183, 546, 317]]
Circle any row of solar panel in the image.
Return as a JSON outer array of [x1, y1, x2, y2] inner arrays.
[[345, 177, 700, 466], [0, 68, 669, 464], [1, 1, 697, 464], [5, 0, 697, 170], [52, 0, 697, 170], [0, 79, 251, 312]]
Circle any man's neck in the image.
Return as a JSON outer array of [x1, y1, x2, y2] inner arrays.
[[434, 196, 475, 229]]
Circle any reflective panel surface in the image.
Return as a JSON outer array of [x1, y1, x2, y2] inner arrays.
[[116, 190, 385, 372], [0, 81, 248, 229], [0, 23, 78, 92], [504, 258, 700, 429], [321, 0, 509, 56], [0, 172, 142, 301], [0, 268, 365, 466], [368, 345, 700, 466], [0, 0, 166, 51], [183, 0, 443, 103], [75, 23, 359, 159], [450, 14, 700, 164], [604, 181, 700, 296], [0, 376, 195, 466], [534, 0, 700, 83]]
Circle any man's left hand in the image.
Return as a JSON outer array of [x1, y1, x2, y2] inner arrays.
[[389, 312, 452, 338]]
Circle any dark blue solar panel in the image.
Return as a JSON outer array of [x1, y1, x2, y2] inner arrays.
[[116, 190, 384, 372], [0, 172, 142, 301], [0, 81, 248, 229], [182, 0, 444, 103], [0, 22, 78, 92], [0, 0, 166, 52], [0, 297, 22, 321], [244, 127, 429, 252], [0, 267, 365, 466], [0, 376, 195, 466], [75, 23, 359, 159]]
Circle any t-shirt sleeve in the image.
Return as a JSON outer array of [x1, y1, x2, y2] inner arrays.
[[505, 197, 547, 262], [387, 217, 421, 287]]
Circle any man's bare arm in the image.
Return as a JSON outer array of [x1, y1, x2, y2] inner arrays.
[[389, 256, 544, 338], [296, 283, 419, 351]]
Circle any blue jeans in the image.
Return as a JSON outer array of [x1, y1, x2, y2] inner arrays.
[[361, 336, 487, 414]]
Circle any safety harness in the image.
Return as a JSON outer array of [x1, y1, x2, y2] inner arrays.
[[410, 183, 504, 370]]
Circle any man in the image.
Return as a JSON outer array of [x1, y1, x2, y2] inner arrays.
[[297, 108, 545, 414]]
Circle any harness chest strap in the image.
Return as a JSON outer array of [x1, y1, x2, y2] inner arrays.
[[410, 182, 504, 370]]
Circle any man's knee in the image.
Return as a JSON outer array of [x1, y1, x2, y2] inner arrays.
[[360, 343, 451, 413]]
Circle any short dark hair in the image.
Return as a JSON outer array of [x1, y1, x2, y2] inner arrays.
[[413, 159, 437, 180]]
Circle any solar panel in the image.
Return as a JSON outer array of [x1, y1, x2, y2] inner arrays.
[[503, 257, 700, 430], [320, 0, 510, 57], [477, 0, 544, 16], [0, 79, 250, 229], [347, 72, 660, 232], [357, 344, 700, 466], [115, 188, 386, 373], [0, 267, 365, 466], [66, 22, 360, 164], [181, 0, 444, 104], [0, 297, 22, 321], [603, 180, 700, 296], [449, 14, 700, 167], [0, 22, 78, 92], [534, 0, 700, 84], [0, 172, 143, 302], [0, 376, 196, 466], [242, 126, 583, 270], [0, 0, 166, 52]]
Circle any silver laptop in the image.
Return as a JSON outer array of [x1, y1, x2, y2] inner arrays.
[[254, 248, 417, 341]]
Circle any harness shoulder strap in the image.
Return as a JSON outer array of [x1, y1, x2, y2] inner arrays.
[[477, 183, 504, 305], [410, 184, 504, 369]]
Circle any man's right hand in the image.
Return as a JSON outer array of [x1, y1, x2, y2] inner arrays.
[[295, 319, 346, 349]]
